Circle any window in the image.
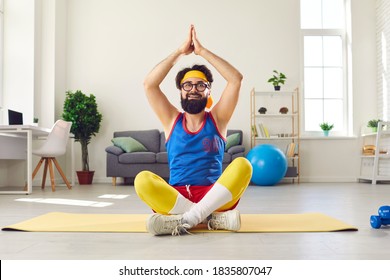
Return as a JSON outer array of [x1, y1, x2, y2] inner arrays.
[[300, 0, 350, 135]]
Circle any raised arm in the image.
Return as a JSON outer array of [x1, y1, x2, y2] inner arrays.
[[192, 27, 243, 135], [143, 26, 194, 133]]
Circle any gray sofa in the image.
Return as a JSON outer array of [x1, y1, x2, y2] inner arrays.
[[105, 129, 245, 185]]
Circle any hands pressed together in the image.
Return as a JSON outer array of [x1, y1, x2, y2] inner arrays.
[[179, 25, 205, 56]]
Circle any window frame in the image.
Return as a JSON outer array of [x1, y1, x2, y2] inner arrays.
[[300, 0, 351, 137]]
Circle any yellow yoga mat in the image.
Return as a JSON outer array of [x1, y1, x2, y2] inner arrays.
[[2, 212, 357, 233]]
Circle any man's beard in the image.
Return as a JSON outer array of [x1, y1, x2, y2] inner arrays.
[[181, 94, 208, 114]]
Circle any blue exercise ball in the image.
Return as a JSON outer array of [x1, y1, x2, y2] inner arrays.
[[246, 144, 288, 186]]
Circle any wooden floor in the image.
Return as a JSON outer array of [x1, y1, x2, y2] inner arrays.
[[1, 182, 390, 260]]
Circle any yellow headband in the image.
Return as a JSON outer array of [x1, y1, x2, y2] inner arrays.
[[181, 70, 208, 84]]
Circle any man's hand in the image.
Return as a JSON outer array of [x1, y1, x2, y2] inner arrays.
[[192, 26, 205, 55], [178, 25, 195, 55]]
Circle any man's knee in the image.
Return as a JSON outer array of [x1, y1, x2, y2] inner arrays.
[[134, 170, 155, 196], [230, 157, 253, 175]]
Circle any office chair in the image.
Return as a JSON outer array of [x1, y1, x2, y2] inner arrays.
[[31, 120, 72, 191]]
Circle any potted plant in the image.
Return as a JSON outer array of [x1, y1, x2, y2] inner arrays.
[[32, 117, 39, 126], [62, 90, 103, 184], [267, 70, 287, 91], [367, 119, 382, 132], [319, 122, 334, 136]]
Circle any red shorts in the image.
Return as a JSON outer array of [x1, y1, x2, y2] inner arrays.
[[174, 185, 239, 210]]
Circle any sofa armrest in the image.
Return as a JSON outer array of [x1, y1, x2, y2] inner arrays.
[[105, 145, 124, 156], [226, 145, 245, 155]]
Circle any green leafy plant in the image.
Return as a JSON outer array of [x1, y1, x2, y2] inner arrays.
[[367, 119, 382, 128], [319, 122, 334, 131], [267, 70, 287, 89], [62, 90, 103, 171], [33, 117, 39, 123]]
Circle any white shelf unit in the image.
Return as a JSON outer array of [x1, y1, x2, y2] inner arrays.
[[359, 121, 390, 184], [250, 88, 300, 182]]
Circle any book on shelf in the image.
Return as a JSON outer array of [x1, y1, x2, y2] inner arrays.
[[251, 125, 258, 137], [257, 122, 270, 138], [263, 125, 270, 138], [285, 142, 298, 157]]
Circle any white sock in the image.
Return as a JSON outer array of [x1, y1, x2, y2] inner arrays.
[[168, 193, 195, 214], [182, 182, 232, 227]]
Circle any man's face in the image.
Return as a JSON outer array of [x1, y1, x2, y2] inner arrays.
[[180, 78, 210, 114]]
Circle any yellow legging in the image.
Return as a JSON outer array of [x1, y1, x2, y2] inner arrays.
[[134, 157, 253, 215]]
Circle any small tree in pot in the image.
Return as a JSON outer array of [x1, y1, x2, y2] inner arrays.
[[62, 90, 103, 184]]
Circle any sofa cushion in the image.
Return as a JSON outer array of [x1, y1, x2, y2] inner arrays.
[[227, 129, 243, 144], [111, 137, 148, 153], [118, 152, 156, 164], [225, 133, 241, 151], [114, 129, 160, 153], [223, 152, 232, 163], [156, 152, 168, 163], [159, 132, 167, 152], [105, 145, 124, 156], [227, 145, 245, 154]]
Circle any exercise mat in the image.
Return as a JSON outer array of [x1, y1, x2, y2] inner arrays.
[[2, 212, 357, 233]]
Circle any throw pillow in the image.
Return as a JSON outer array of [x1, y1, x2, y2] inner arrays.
[[111, 137, 148, 153], [225, 133, 240, 151]]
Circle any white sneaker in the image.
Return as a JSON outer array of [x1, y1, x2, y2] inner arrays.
[[208, 209, 241, 231], [146, 213, 191, 236]]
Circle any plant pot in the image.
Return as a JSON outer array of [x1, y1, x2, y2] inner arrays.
[[274, 85, 281, 91], [76, 171, 95, 185], [323, 130, 329, 137], [371, 127, 378, 133]]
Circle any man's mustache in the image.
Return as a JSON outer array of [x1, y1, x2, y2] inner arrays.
[[186, 93, 202, 99]]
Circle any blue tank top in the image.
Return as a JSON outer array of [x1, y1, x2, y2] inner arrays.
[[166, 112, 226, 186]]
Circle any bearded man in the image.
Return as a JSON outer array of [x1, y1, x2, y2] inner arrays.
[[134, 25, 252, 236]]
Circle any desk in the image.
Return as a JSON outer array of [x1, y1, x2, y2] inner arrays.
[[0, 125, 74, 194]]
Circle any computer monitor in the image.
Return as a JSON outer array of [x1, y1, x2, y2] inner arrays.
[[8, 109, 23, 125]]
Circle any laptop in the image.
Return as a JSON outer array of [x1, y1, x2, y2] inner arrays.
[[8, 109, 23, 125]]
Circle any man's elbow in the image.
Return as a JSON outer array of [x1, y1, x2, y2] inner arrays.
[[232, 72, 243, 85], [237, 72, 243, 82], [143, 79, 155, 92]]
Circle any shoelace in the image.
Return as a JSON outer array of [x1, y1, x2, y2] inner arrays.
[[207, 219, 224, 230], [172, 223, 192, 236], [207, 215, 226, 230]]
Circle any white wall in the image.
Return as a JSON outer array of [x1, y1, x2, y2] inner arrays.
[[3, 0, 378, 183], [2, 0, 35, 124]]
